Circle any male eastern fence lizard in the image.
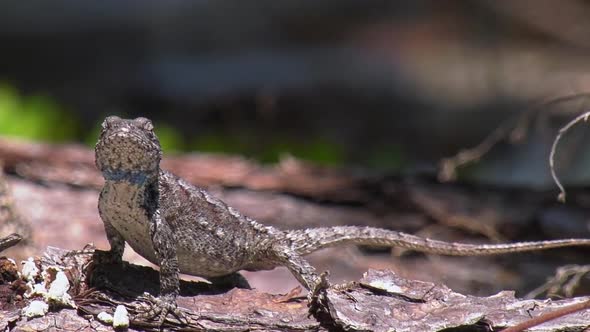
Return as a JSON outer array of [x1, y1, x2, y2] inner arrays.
[[95, 116, 590, 317]]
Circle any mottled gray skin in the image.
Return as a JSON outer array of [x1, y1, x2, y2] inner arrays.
[[95, 116, 590, 308], [96, 116, 320, 305]]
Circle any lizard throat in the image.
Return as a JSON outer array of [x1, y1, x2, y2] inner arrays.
[[101, 169, 153, 185]]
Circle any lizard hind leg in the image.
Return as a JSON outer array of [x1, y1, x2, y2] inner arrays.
[[270, 244, 332, 308], [270, 244, 324, 292]]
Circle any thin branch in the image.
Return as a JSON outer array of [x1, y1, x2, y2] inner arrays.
[[439, 92, 590, 182], [549, 111, 590, 202], [501, 298, 590, 332]]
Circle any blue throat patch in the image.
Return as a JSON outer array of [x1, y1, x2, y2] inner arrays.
[[102, 169, 150, 185]]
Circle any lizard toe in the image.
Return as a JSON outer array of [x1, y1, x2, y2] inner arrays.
[[136, 293, 188, 325]]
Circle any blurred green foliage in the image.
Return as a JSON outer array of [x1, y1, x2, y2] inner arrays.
[[0, 83, 401, 168], [192, 132, 344, 166], [153, 124, 186, 153], [80, 117, 344, 165], [0, 84, 78, 141], [366, 145, 406, 170], [259, 138, 344, 166]]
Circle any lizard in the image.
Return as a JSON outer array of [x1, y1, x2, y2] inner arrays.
[[95, 115, 590, 318]]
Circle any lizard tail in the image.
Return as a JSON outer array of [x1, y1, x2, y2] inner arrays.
[[285, 226, 590, 256]]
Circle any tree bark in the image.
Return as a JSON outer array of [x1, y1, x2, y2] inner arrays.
[[1, 246, 589, 331]]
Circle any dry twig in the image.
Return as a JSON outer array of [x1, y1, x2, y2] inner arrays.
[[440, 93, 590, 182], [526, 264, 590, 299], [501, 298, 590, 332], [549, 111, 590, 202]]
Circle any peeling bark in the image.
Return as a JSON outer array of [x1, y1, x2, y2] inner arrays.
[[1, 247, 589, 331]]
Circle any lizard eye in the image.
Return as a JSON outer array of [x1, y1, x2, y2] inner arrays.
[[134, 117, 154, 131], [102, 115, 121, 130]]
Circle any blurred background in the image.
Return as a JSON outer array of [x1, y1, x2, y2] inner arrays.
[[3, 0, 590, 297], [2, 0, 590, 182]]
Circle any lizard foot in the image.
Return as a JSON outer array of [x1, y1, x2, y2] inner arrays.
[[307, 271, 330, 315], [136, 293, 188, 325]]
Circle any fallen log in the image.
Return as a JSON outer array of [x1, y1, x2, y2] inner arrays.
[[1, 246, 589, 331]]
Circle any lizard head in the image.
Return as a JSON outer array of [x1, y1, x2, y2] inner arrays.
[[95, 116, 162, 180]]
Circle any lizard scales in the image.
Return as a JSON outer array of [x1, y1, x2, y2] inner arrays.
[[95, 116, 590, 307]]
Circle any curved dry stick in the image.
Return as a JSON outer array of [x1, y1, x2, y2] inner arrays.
[[501, 298, 590, 332], [0, 233, 22, 252], [439, 93, 590, 182], [549, 111, 590, 202]]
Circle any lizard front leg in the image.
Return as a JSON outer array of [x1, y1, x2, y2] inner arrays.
[[95, 207, 125, 264], [91, 211, 128, 297], [142, 209, 184, 322]]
